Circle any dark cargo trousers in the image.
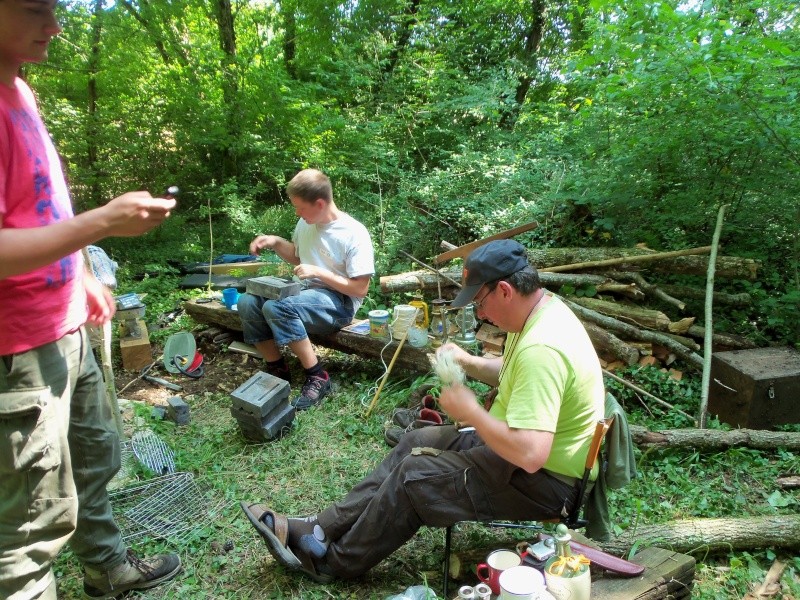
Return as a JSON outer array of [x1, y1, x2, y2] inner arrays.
[[0, 329, 127, 600], [317, 424, 575, 578]]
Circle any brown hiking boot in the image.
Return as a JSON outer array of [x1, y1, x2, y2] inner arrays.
[[392, 406, 445, 429], [83, 550, 181, 599]]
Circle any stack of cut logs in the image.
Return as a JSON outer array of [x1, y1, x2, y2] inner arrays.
[[380, 244, 760, 374]]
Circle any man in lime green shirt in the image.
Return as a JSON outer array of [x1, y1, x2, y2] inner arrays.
[[442, 239, 605, 483], [241, 239, 605, 582]]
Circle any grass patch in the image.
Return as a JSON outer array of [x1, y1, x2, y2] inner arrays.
[[51, 271, 800, 599]]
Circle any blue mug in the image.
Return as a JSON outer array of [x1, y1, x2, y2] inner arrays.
[[222, 287, 239, 310]]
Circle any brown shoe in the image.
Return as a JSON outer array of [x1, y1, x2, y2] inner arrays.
[[384, 413, 444, 447], [392, 406, 445, 429], [83, 550, 181, 599]]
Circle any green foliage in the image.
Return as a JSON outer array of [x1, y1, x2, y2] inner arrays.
[[25, 3, 800, 595], [606, 365, 700, 429]]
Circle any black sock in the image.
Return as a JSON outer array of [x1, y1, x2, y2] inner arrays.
[[304, 361, 324, 378], [267, 357, 289, 372]]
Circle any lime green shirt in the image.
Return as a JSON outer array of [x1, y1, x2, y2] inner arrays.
[[489, 295, 605, 479]]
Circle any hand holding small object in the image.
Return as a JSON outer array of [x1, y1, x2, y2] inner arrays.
[[434, 348, 466, 387]]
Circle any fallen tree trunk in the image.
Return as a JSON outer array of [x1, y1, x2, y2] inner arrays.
[[685, 325, 758, 350], [570, 297, 673, 332], [601, 515, 800, 556], [182, 299, 435, 373], [563, 299, 704, 369], [379, 268, 461, 294], [659, 284, 753, 307], [629, 425, 800, 451], [527, 248, 760, 280], [603, 271, 685, 311], [540, 246, 712, 274], [380, 268, 644, 296], [583, 321, 641, 366]]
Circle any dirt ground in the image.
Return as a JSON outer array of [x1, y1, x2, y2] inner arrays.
[[112, 326, 261, 412]]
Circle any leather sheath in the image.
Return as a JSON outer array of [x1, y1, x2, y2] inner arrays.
[[536, 534, 646, 577]]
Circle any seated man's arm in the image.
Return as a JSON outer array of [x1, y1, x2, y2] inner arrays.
[[250, 235, 300, 266], [439, 384, 552, 472], [439, 343, 502, 386], [294, 266, 370, 297]]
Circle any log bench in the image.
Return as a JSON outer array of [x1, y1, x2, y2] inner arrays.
[[183, 299, 436, 374]]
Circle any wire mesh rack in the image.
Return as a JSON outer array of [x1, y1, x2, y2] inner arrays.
[[130, 428, 176, 475], [108, 471, 221, 544]]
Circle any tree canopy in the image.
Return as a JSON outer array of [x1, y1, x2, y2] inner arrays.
[[27, 0, 799, 344]]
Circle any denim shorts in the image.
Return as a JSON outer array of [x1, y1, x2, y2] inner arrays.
[[237, 287, 355, 346]]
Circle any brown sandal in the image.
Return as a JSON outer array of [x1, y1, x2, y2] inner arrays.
[[240, 501, 334, 583], [241, 502, 301, 569]]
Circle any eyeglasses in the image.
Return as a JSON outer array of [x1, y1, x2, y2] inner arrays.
[[473, 284, 497, 309]]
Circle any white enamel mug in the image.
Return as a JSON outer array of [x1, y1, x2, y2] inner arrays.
[[498, 565, 546, 600]]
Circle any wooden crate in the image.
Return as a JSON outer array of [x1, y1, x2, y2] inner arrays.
[[708, 346, 800, 429]]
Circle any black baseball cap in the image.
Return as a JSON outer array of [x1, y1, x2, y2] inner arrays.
[[450, 239, 530, 308]]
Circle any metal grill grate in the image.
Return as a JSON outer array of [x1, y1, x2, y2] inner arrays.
[[130, 429, 176, 475], [108, 472, 219, 543]]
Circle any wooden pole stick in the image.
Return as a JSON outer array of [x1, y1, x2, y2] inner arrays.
[[82, 248, 125, 439], [540, 246, 713, 273], [365, 317, 415, 418], [398, 250, 462, 289], [433, 221, 538, 264], [699, 205, 727, 429]]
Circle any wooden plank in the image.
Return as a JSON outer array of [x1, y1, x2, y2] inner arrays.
[[227, 341, 261, 357], [207, 262, 265, 275], [452, 541, 694, 600], [119, 319, 152, 371], [183, 299, 436, 374], [433, 221, 538, 265], [179, 274, 249, 290]]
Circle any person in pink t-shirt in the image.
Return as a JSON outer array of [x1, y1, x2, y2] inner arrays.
[[0, 2, 182, 599]]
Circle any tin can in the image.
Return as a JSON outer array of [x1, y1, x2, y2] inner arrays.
[[368, 309, 390, 340]]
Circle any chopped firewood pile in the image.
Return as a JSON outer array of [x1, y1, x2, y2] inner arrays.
[[380, 239, 761, 374]]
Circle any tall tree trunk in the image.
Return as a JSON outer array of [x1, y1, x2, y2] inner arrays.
[[383, 0, 421, 78], [500, 0, 547, 129], [86, 0, 103, 208], [118, 0, 178, 66], [281, 0, 297, 79], [213, 0, 239, 180]]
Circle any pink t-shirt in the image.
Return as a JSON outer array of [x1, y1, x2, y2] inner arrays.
[[0, 78, 86, 355]]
